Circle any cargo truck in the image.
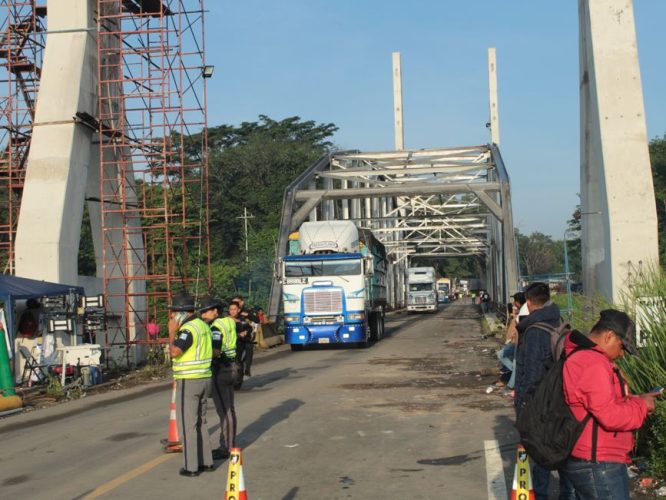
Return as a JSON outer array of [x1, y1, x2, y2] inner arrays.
[[281, 221, 387, 349], [407, 267, 438, 312], [436, 277, 452, 303]]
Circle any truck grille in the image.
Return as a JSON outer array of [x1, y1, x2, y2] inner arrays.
[[415, 296, 428, 304], [303, 289, 343, 315]]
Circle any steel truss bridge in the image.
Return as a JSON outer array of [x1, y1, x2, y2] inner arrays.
[[268, 143, 518, 319]]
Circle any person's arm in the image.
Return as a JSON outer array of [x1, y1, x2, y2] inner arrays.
[[169, 320, 193, 358], [571, 361, 650, 431], [211, 326, 222, 357]]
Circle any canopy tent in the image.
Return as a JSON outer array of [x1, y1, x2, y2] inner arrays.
[[0, 274, 84, 353]]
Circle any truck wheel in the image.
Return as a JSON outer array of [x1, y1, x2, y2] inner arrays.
[[369, 312, 379, 342]]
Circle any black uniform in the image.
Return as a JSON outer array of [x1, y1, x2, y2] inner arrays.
[[234, 310, 256, 376]]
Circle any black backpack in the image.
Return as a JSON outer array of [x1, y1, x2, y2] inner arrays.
[[525, 319, 571, 361], [516, 346, 600, 470]]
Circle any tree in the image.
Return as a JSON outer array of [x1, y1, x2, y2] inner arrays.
[[649, 135, 666, 263], [517, 230, 562, 277]]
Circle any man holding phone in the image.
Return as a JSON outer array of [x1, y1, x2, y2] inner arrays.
[[561, 309, 659, 499]]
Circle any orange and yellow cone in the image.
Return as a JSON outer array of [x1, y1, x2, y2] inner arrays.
[[511, 445, 535, 500], [225, 447, 248, 500], [160, 380, 182, 453]]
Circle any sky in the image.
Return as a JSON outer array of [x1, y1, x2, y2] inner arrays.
[[206, 1, 666, 238]]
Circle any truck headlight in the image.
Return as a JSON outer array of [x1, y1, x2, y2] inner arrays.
[[284, 315, 299, 323], [348, 312, 365, 321], [303, 316, 312, 324]]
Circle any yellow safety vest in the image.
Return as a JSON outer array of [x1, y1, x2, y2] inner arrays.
[[172, 318, 212, 379], [212, 317, 237, 361]]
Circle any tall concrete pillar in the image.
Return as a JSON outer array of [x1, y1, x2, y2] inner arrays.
[[14, 0, 98, 283], [579, 0, 659, 303]]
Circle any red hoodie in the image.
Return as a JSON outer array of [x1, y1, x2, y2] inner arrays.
[[562, 331, 648, 463]]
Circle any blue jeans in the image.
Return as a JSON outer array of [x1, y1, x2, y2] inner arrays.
[[532, 462, 576, 500], [497, 343, 516, 389], [561, 459, 629, 500]]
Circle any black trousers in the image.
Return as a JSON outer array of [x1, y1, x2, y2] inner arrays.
[[211, 364, 237, 450]]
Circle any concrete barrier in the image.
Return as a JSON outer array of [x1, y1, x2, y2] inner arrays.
[[256, 323, 283, 349]]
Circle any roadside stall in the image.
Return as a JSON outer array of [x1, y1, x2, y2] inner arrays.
[[0, 274, 91, 388]]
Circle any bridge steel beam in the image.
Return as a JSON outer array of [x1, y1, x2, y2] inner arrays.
[[268, 145, 519, 320], [579, 0, 659, 303]]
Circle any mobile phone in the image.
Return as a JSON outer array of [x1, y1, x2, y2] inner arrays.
[[650, 386, 664, 395]]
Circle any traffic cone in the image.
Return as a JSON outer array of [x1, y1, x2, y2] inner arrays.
[[160, 380, 183, 453], [225, 448, 248, 500], [511, 445, 535, 500]]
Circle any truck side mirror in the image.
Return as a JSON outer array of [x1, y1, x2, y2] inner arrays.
[[364, 257, 374, 276]]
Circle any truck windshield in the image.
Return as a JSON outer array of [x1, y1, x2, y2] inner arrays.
[[409, 283, 433, 292], [438, 285, 449, 294], [285, 259, 362, 277]]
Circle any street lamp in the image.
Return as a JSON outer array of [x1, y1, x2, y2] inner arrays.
[[202, 65, 215, 79]]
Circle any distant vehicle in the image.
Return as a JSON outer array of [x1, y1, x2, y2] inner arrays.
[[281, 220, 388, 349], [436, 277, 452, 303], [468, 278, 485, 295], [458, 279, 469, 295], [407, 267, 438, 313]]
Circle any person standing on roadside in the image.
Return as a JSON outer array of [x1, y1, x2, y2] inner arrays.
[[561, 309, 658, 500], [231, 295, 258, 376], [168, 292, 216, 477], [210, 301, 238, 461], [514, 282, 573, 500]]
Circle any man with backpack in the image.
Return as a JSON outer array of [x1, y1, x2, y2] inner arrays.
[[560, 309, 658, 499], [514, 282, 571, 499]]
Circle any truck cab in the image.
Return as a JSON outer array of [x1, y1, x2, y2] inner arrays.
[[407, 267, 438, 313], [281, 221, 387, 348]]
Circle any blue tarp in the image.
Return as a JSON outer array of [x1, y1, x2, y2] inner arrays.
[[0, 274, 83, 304], [0, 275, 84, 352]]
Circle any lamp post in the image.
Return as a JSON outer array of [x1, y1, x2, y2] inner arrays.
[[563, 229, 578, 319]]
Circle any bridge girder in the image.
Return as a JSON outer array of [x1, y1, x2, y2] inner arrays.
[[268, 144, 518, 320]]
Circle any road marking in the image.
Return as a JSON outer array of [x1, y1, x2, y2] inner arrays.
[[82, 453, 176, 499], [484, 439, 508, 500]]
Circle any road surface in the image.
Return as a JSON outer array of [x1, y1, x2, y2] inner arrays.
[[0, 302, 520, 499]]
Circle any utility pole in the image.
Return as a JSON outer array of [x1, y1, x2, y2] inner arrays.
[[237, 207, 254, 263]]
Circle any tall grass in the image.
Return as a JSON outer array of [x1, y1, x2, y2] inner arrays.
[[618, 266, 666, 393]]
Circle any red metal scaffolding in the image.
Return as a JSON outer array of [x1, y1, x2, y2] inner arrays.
[[0, 1, 44, 274], [96, 0, 211, 362]]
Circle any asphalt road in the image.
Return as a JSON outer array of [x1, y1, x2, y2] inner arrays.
[[0, 301, 520, 500]]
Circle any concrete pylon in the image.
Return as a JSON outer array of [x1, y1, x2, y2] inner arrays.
[[579, 0, 659, 303], [14, 1, 98, 284]]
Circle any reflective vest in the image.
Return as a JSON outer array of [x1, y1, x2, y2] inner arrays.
[[172, 318, 212, 379], [212, 317, 237, 361]]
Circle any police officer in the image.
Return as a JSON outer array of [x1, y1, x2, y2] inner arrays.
[[231, 295, 258, 376], [210, 302, 237, 460], [168, 292, 216, 476]]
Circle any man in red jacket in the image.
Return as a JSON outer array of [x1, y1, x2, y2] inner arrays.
[[562, 309, 659, 499]]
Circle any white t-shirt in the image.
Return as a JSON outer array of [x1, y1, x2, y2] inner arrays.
[[518, 302, 530, 321]]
